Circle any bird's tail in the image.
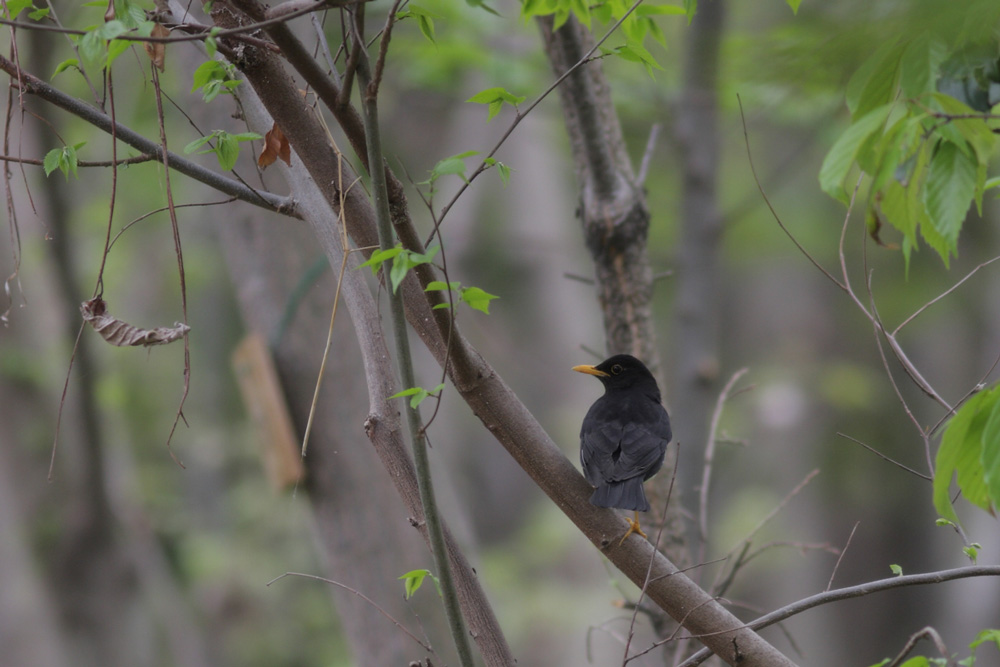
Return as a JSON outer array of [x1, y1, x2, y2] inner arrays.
[[590, 478, 650, 512]]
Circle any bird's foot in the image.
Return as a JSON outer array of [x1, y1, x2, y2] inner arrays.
[[618, 514, 648, 546]]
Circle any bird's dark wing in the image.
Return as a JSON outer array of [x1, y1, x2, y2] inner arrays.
[[580, 397, 670, 486], [581, 421, 668, 484]]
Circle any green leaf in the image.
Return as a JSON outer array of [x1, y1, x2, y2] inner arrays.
[[358, 246, 402, 275], [216, 133, 239, 170], [106, 38, 131, 68], [52, 58, 79, 78], [398, 569, 429, 599], [785, 0, 802, 14], [923, 140, 976, 247], [205, 28, 219, 57], [425, 280, 460, 291], [398, 5, 441, 44], [484, 157, 512, 187], [389, 385, 443, 408], [78, 29, 105, 72], [819, 103, 893, 204], [29, 7, 50, 20], [635, 4, 687, 16], [466, 87, 526, 122], [97, 20, 128, 40], [610, 40, 663, 78], [845, 39, 902, 119], [388, 245, 439, 293], [878, 180, 917, 246], [3, 0, 34, 18], [430, 151, 479, 183], [928, 93, 997, 164], [889, 564, 903, 576], [934, 387, 1000, 523], [459, 286, 499, 314], [969, 629, 1000, 654], [980, 393, 1000, 511], [900, 34, 946, 100], [42, 148, 62, 177], [183, 135, 214, 154]]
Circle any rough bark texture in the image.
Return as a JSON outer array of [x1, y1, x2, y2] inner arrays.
[[538, 16, 659, 369]]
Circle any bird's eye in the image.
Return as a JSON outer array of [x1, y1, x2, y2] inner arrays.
[[611, 364, 624, 375]]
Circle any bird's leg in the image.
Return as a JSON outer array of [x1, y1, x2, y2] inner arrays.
[[619, 510, 648, 546]]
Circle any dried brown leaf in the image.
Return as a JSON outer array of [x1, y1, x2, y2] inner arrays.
[[145, 24, 169, 72], [81, 297, 189, 347], [258, 122, 291, 168]]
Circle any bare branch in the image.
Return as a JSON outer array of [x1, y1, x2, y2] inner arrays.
[[0, 54, 296, 216], [267, 572, 434, 653], [681, 566, 1000, 666]]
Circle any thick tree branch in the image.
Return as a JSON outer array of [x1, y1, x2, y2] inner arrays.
[[538, 15, 657, 368]]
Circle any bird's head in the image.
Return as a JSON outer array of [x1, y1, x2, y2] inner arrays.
[[572, 354, 659, 394]]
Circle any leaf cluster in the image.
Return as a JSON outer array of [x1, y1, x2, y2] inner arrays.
[[934, 386, 1000, 525], [819, 34, 1000, 269]]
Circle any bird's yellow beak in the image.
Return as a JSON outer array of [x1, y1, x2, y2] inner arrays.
[[573, 364, 609, 377]]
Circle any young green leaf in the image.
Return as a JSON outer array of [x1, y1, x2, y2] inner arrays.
[[398, 569, 429, 600], [425, 280, 460, 291], [430, 150, 479, 183], [483, 157, 512, 186], [42, 148, 63, 177], [398, 568, 442, 599], [359, 245, 403, 275], [52, 58, 80, 78], [889, 564, 903, 576], [466, 87, 526, 122], [459, 286, 499, 314], [397, 5, 441, 44]]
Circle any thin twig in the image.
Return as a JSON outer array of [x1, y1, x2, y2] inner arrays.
[[836, 433, 930, 480], [267, 572, 434, 652], [699, 368, 750, 554], [152, 63, 190, 468], [884, 627, 951, 667], [0, 54, 296, 215], [636, 122, 661, 187], [826, 521, 858, 592], [893, 255, 1000, 335]]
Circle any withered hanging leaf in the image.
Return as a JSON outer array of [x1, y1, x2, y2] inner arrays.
[[257, 122, 291, 168], [144, 24, 169, 72], [81, 297, 189, 347]]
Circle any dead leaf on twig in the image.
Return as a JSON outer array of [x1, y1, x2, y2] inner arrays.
[[144, 23, 169, 72], [258, 122, 291, 168], [81, 297, 189, 347]]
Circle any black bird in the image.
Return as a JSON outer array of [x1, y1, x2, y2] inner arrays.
[[574, 354, 671, 544]]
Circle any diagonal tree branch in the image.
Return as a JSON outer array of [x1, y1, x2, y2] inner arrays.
[[0, 54, 296, 217]]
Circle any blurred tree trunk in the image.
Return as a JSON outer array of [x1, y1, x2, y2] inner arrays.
[[217, 213, 451, 665], [672, 0, 726, 480]]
